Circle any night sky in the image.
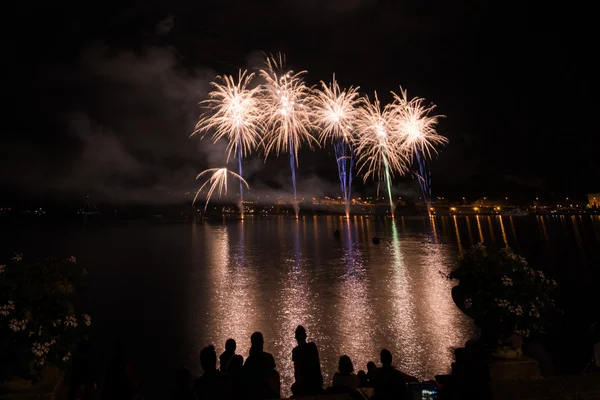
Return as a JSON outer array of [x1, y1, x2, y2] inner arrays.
[[2, 0, 596, 207]]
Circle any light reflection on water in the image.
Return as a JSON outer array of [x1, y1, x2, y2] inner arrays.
[[2, 215, 600, 397], [176, 215, 600, 397], [188, 216, 476, 395]]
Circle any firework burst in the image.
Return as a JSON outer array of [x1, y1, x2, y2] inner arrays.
[[389, 88, 447, 160], [259, 53, 316, 161], [389, 88, 446, 208], [193, 168, 249, 211], [355, 93, 410, 216], [192, 70, 261, 216], [193, 70, 262, 161], [312, 75, 360, 144], [355, 93, 409, 182], [312, 75, 361, 216], [259, 53, 317, 216]]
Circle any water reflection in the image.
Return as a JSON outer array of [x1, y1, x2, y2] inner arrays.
[[387, 221, 420, 375], [205, 223, 256, 358], [465, 216, 474, 245], [186, 214, 600, 393], [509, 217, 517, 242], [275, 220, 320, 393], [5, 212, 600, 398], [335, 218, 375, 380], [418, 227, 467, 379], [571, 216, 588, 268], [453, 216, 463, 256], [486, 216, 496, 242], [498, 216, 509, 248], [430, 216, 439, 244], [184, 215, 600, 393], [475, 216, 484, 242]]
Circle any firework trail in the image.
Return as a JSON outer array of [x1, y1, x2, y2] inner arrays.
[[193, 70, 262, 216], [416, 155, 432, 204], [355, 93, 409, 217], [259, 53, 317, 217], [311, 75, 360, 217], [193, 168, 250, 211], [389, 88, 446, 208]]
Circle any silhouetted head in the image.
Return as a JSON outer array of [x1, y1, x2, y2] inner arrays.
[[338, 355, 354, 375], [295, 325, 307, 344], [367, 361, 376, 372], [175, 367, 191, 388], [380, 349, 393, 367], [357, 370, 367, 381], [250, 332, 264, 352], [200, 345, 217, 374], [225, 338, 236, 353]]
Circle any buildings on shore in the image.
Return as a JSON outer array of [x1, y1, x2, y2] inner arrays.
[[588, 193, 600, 208], [2, 192, 599, 219]]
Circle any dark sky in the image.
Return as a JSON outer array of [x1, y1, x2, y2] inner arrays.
[[1, 0, 596, 206]]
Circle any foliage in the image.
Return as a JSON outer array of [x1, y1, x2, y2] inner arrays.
[[447, 244, 559, 338], [0, 254, 90, 382]]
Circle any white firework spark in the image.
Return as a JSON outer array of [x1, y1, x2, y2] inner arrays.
[[354, 92, 409, 183], [193, 70, 262, 162], [193, 168, 249, 211], [259, 53, 317, 163], [311, 74, 361, 145], [389, 88, 447, 159]]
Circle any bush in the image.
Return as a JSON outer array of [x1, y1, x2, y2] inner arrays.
[[0, 254, 90, 382], [447, 244, 559, 338]]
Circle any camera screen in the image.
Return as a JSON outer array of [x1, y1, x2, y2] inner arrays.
[[409, 383, 438, 400]]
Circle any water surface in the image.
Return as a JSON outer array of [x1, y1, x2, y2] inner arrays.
[[2, 214, 599, 398]]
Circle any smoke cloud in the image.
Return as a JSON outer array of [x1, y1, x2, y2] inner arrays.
[[1, 40, 341, 206]]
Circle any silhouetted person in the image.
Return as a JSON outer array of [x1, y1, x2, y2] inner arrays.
[[194, 345, 231, 400], [227, 354, 246, 400], [291, 325, 324, 396], [372, 349, 417, 400], [358, 361, 377, 387], [102, 342, 141, 400], [243, 332, 280, 400], [358, 370, 368, 387], [366, 361, 377, 385], [170, 367, 193, 400], [332, 355, 360, 390], [220, 339, 243, 373]]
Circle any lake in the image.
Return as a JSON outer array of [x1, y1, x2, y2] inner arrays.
[[1, 214, 599, 398]]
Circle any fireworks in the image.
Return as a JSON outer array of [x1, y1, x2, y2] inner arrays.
[[193, 70, 262, 162], [389, 88, 446, 208], [192, 71, 262, 215], [311, 75, 360, 144], [193, 168, 249, 211], [259, 53, 317, 161], [389, 88, 447, 160], [259, 53, 317, 216], [354, 93, 409, 183], [312, 75, 361, 216], [190, 53, 448, 217], [354, 93, 409, 216]]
